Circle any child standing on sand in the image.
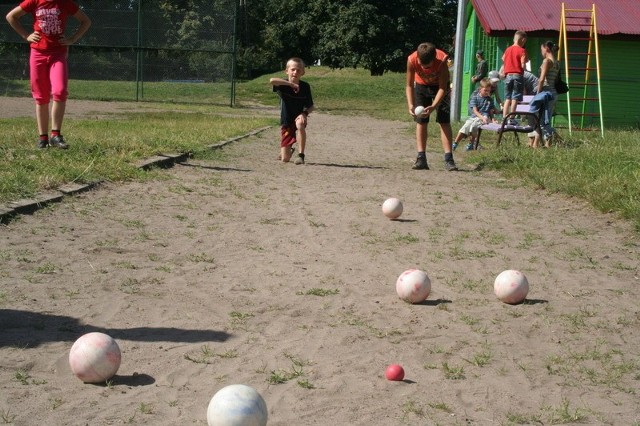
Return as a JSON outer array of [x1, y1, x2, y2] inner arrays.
[[6, 0, 91, 149]]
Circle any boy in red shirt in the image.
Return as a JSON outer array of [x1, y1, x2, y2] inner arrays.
[[405, 42, 457, 171], [6, 0, 91, 149], [501, 31, 528, 124]]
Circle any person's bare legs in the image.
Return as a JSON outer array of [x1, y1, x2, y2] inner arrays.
[[502, 99, 512, 121], [294, 115, 307, 164], [296, 125, 306, 156], [280, 146, 293, 163], [36, 103, 49, 136], [416, 122, 427, 152], [440, 123, 453, 153], [51, 100, 66, 132]]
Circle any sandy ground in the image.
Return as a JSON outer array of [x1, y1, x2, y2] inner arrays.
[[1, 98, 639, 425]]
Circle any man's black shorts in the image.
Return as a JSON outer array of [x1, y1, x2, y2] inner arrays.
[[414, 84, 451, 124]]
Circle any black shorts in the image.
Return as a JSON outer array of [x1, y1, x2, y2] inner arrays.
[[414, 84, 451, 124]]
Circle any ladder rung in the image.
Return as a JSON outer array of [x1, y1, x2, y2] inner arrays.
[[567, 98, 600, 101], [567, 52, 594, 56], [567, 37, 594, 41], [570, 113, 600, 116], [564, 22, 594, 26], [568, 67, 598, 71], [564, 8, 594, 12]]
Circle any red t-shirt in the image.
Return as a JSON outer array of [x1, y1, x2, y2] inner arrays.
[[408, 49, 449, 86], [19, 0, 79, 52], [502, 45, 527, 75]]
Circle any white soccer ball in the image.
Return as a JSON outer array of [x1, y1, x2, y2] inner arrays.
[[494, 270, 529, 304], [382, 198, 403, 219], [396, 269, 431, 303], [69, 332, 121, 383], [414, 106, 425, 116], [207, 384, 268, 426]]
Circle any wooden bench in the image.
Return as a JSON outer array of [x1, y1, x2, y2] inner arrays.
[[475, 95, 541, 148]]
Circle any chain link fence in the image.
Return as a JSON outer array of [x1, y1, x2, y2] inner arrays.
[[0, 0, 238, 105]]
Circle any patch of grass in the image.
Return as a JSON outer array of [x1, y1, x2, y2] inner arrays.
[[1, 110, 274, 203], [401, 399, 425, 418], [545, 342, 639, 389], [478, 228, 507, 245], [267, 365, 305, 385], [35, 262, 58, 274], [188, 252, 215, 263], [49, 397, 64, 410], [113, 261, 137, 270], [138, 402, 154, 415], [296, 379, 315, 389], [228, 311, 254, 330], [459, 314, 479, 326], [442, 362, 465, 380], [428, 402, 453, 413], [296, 288, 340, 297], [469, 131, 640, 231], [119, 278, 140, 294], [14, 369, 30, 385], [183, 345, 238, 364], [505, 412, 543, 424], [465, 349, 493, 367], [393, 232, 419, 244], [517, 232, 545, 249], [544, 399, 589, 424], [1, 408, 17, 423]]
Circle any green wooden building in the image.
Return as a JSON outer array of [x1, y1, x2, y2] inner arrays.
[[458, 0, 640, 128]]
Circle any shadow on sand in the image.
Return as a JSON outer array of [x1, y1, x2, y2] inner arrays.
[[0, 309, 232, 348]]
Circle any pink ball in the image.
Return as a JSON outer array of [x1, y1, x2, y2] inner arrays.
[[385, 364, 405, 381], [396, 269, 431, 303], [69, 332, 121, 383], [494, 270, 529, 304], [382, 198, 403, 219]]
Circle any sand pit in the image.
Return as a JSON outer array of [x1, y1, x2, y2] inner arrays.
[[1, 99, 639, 424]]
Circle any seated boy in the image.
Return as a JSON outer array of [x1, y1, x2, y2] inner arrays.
[[453, 78, 497, 151]]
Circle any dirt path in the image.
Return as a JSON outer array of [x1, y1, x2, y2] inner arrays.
[[1, 106, 639, 425]]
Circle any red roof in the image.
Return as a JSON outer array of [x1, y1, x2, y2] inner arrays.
[[471, 0, 640, 36]]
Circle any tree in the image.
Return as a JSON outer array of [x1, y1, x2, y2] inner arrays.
[[239, 0, 457, 77]]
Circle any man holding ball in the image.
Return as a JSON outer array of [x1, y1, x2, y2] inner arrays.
[[406, 42, 457, 171]]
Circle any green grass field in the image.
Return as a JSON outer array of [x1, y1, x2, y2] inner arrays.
[[1, 67, 639, 229]]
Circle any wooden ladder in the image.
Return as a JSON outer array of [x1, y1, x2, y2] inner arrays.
[[557, 3, 604, 136]]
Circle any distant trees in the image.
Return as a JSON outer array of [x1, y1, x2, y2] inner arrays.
[[1, 0, 457, 81], [238, 0, 457, 77]]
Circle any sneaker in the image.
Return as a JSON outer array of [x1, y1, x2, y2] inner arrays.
[[465, 143, 474, 151], [444, 160, 458, 171], [50, 135, 69, 149], [452, 142, 458, 151], [37, 139, 49, 149], [506, 118, 519, 126], [294, 153, 305, 165], [412, 157, 429, 170]]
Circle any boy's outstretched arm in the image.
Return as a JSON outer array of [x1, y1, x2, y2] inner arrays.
[[270, 77, 298, 93]]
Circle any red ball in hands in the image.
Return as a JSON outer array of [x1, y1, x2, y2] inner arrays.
[[385, 364, 405, 381]]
